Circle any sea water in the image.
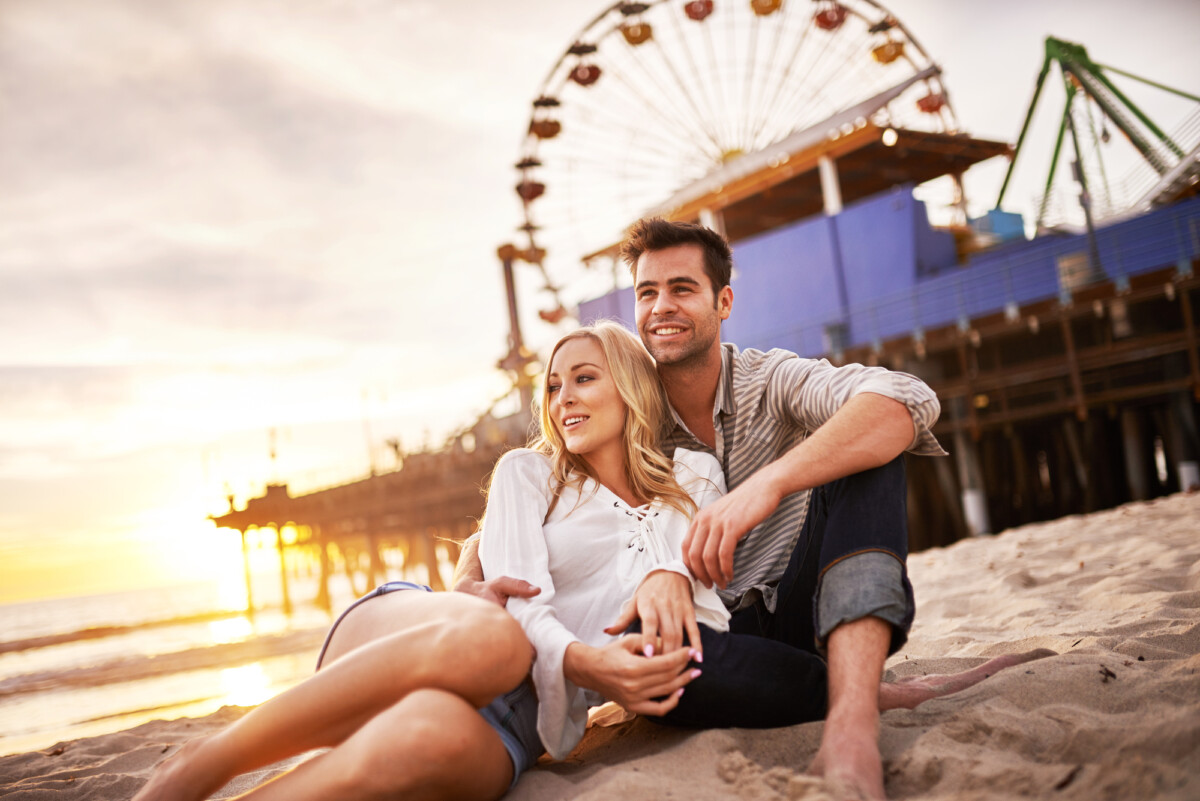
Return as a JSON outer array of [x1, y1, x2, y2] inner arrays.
[[0, 575, 371, 756]]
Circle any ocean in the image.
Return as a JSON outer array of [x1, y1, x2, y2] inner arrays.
[[0, 574, 375, 757]]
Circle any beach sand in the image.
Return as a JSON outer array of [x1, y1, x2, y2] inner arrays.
[[2, 491, 1197, 800]]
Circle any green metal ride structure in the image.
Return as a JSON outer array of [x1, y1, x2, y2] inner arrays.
[[997, 36, 1200, 232]]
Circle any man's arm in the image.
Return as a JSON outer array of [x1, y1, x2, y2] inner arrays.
[[683, 392, 914, 588], [452, 535, 541, 607]]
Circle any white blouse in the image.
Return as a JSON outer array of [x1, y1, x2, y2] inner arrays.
[[478, 447, 731, 760]]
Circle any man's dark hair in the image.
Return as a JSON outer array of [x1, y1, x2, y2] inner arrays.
[[619, 217, 733, 295]]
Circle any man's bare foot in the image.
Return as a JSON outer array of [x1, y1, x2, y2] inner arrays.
[[879, 648, 1056, 711], [132, 734, 228, 801], [807, 717, 885, 801]]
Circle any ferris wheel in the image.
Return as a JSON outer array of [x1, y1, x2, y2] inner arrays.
[[511, 0, 958, 321]]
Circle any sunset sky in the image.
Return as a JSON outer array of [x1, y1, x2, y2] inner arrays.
[[2, 0, 1197, 603]]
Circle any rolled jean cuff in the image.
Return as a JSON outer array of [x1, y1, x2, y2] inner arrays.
[[816, 551, 910, 653]]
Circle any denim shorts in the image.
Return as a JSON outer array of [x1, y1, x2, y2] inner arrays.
[[316, 581, 543, 789]]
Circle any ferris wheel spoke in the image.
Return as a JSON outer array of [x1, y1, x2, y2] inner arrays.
[[772, 29, 866, 137], [641, 34, 727, 156], [723, 3, 748, 154], [620, 37, 726, 158], [558, 90, 717, 168], [799, 33, 883, 122], [597, 48, 728, 163], [556, 94, 715, 167], [742, 11, 791, 154], [596, 34, 717, 147], [559, 93, 714, 165], [776, 29, 841, 130], [663, 6, 725, 154], [747, 17, 818, 147], [699, 13, 734, 154], [546, 144, 698, 188], [734, 14, 765, 153]]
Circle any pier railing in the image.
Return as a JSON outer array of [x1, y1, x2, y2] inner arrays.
[[754, 197, 1200, 359]]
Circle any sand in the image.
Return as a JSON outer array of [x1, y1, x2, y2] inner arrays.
[[2, 491, 1197, 800]]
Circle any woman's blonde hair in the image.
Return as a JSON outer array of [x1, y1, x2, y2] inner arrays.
[[532, 320, 697, 519]]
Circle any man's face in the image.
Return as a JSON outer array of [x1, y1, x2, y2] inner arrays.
[[634, 243, 732, 367]]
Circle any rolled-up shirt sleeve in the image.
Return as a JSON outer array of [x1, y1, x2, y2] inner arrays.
[[765, 356, 946, 456]]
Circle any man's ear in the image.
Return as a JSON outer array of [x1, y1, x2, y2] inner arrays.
[[718, 285, 733, 320]]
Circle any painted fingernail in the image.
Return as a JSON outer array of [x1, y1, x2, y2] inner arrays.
[[676, 687, 685, 697], [690, 668, 702, 679], [644, 644, 654, 658], [692, 650, 704, 664]]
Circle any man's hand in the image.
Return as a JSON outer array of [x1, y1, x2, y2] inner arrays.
[[451, 536, 540, 607], [453, 576, 540, 608], [683, 469, 785, 589], [604, 570, 702, 658], [563, 636, 698, 716]]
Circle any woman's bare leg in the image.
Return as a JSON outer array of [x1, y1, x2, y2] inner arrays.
[[230, 689, 515, 801], [133, 592, 530, 801]]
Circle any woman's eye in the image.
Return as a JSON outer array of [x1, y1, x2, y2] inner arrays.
[[547, 384, 560, 393]]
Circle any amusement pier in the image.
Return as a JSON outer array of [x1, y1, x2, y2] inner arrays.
[[211, 2, 1199, 614]]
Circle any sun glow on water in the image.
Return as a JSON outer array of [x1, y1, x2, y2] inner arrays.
[[219, 663, 273, 707], [207, 616, 253, 645]]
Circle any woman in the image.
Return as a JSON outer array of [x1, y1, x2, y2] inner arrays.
[[134, 321, 708, 801], [134, 322, 1028, 800]]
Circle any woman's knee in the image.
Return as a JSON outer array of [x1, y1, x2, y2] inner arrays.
[[344, 690, 511, 800], [431, 596, 532, 686]]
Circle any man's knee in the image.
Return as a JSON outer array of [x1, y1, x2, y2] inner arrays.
[[815, 551, 913, 655], [830, 455, 907, 506]]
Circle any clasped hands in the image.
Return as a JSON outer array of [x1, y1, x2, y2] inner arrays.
[[566, 570, 703, 715], [571, 477, 784, 713]]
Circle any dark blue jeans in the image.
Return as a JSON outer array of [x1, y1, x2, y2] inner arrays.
[[734, 455, 914, 655], [635, 621, 829, 728], [643, 456, 913, 729]]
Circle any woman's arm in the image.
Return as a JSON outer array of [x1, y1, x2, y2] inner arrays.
[[562, 637, 696, 715], [451, 534, 541, 607]]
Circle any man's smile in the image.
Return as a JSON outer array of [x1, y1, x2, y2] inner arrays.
[[649, 322, 689, 336]]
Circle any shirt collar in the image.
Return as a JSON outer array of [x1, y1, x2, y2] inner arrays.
[[665, 342, 738, 435], [714, 342, 737, 417]]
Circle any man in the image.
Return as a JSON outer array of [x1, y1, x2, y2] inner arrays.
[[455, 218, 945, 800]]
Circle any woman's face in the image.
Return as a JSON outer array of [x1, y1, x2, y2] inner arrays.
[[546, 337, 627, 462]]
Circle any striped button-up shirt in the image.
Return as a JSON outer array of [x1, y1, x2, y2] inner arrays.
[[663, 343, 945, 613]]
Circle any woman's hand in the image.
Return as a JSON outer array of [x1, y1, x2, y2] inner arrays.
[[604, 570, 702, 658], [563, 637, 699, 716]]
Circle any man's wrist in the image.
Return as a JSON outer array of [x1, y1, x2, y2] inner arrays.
[[753, 459, 794, 504]]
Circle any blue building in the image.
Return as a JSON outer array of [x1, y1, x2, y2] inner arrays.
[[579, 124, 1200, 546]]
